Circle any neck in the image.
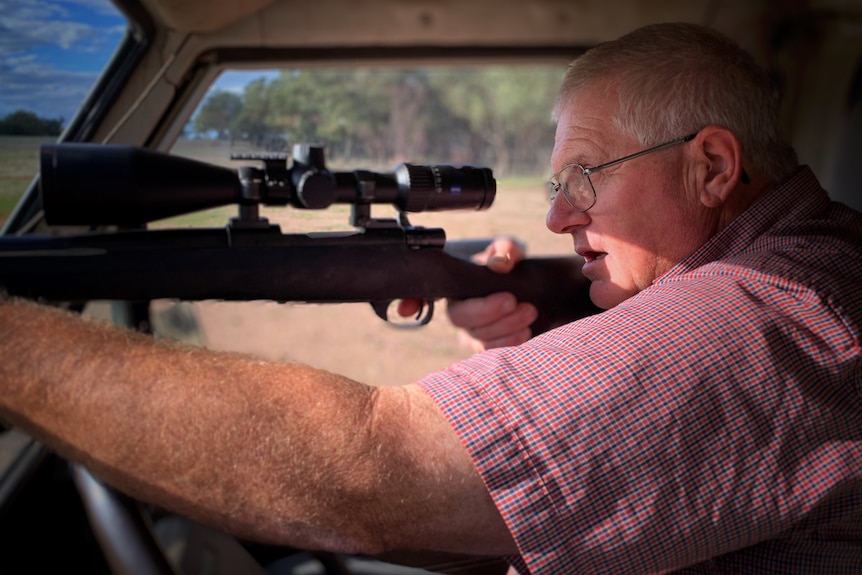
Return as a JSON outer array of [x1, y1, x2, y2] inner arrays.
[[715, 172, 776, 233]]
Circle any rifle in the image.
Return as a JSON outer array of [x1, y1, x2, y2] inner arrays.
[[0, 143, 599, 332]]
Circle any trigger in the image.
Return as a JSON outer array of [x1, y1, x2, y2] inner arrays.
[[411, 300, 434, 326]]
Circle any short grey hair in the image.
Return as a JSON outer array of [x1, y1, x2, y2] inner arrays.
[[554, 23, 798, 183]]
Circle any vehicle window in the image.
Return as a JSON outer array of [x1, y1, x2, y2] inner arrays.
[[166, 65, 575, 383], [170, 66, 570, 251], [0, 0, 126, 227]]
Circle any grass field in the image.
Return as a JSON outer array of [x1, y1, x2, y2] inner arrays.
[[0, 136, 52, 227]]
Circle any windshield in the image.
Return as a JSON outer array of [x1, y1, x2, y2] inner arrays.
[[0, 0, 126, 227], [169, 66, 569, 248], [164, 65, 574, 382], [178, 67, 561, 173]]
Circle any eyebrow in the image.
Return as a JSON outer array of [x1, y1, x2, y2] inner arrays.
[[551, 146, 604, 172]]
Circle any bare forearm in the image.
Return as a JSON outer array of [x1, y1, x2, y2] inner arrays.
[[0, 297, 376, 548], [0, 298, 515, 556]]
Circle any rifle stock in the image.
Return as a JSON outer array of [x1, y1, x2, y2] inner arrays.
[[0, 143, 600, 333]]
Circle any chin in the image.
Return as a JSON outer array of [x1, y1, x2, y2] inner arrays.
[[589, 282, 636, 310], [588, 285, 616, 310]]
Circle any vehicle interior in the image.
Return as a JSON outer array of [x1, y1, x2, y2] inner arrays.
[[1, 0, 861, 573]]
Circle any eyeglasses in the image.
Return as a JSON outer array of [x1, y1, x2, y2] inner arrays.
[[548, 132, 698, 212]]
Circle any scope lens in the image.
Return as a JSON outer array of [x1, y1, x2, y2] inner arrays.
[[394, 164, 495, 212]]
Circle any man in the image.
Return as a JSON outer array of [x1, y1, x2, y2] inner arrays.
[[2, 22, 861, 574]]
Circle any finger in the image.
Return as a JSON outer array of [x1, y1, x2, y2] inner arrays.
[[485, 252, 515, 274], [473, 237, 526, 273], [446, 292, 519, 329], [464, 302, 537, 343], [471, 326, 534, 352]]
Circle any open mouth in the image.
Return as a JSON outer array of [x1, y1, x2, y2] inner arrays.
[[581, 251, 607, 263]]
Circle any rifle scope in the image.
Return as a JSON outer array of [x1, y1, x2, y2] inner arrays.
[[39, 143, 496, 226]]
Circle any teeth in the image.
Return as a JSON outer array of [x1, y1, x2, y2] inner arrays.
[[579, 251, 606, 262]]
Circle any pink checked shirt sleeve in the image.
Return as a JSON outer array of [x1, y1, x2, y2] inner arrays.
[[418, 168, 862, 574]]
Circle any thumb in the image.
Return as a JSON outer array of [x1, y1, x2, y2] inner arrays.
[[477, 237, 525, 274], [486, 251, 515, 273]]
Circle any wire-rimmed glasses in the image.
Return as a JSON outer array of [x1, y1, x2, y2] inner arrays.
[[548, 133, 698, 212]]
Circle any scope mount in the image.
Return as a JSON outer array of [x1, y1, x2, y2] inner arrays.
[[230, 145, 420, 233]]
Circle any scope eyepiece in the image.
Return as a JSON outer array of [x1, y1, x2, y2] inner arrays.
[[393, 164, 495, 213]]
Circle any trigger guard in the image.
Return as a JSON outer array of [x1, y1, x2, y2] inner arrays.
[[370, 300, 435, 328]]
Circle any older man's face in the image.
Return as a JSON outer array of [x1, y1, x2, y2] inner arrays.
[[547, 87, 715, 309]]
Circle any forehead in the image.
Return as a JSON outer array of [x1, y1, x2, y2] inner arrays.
[[551, 87, 631, 169]]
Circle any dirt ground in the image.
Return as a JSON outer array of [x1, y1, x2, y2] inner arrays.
[[152, 181, 573, 386]]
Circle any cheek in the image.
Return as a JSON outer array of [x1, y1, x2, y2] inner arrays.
[[610, 243, 655, 290], [590, 201, 698, 304], [587, 240, 645, 308], [609, 204, 711, 291]]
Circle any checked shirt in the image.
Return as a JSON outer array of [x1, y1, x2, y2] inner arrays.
[[419, 167, 862, 574]]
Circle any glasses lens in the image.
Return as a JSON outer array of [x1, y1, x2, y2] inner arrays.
[[550, 165, 595, 211]]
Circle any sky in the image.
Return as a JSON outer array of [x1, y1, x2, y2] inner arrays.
[[0, 0, 283, 126], [0, 0, 128, 122]]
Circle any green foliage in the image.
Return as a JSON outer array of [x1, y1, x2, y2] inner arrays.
[[235, 78, 276, 147], [0, 135, 54, 226], [0, 110, 64, 136], [187, 66, 565, 176], [193, 91, 244, 139]]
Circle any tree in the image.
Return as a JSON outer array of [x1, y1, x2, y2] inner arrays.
[[487, 67, 562, 174], [264, 69, 390, 164], [0, 110, 64, 136], [193, 91, 243, 139], [236, 78, 275, 146], [181, 65, 563, 175], [429, 67, 561, 176]]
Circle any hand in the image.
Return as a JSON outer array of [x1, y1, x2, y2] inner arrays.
[[448, 237, 537, 351], [397, 237, 537, 352]]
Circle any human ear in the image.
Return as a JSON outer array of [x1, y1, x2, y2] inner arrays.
[[694, 126, 745, 208]]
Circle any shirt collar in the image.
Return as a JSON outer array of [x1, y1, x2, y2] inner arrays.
[[655, 166, 829, 284]]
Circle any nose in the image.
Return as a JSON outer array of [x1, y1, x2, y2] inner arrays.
[[546, 192, 590, 233]]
